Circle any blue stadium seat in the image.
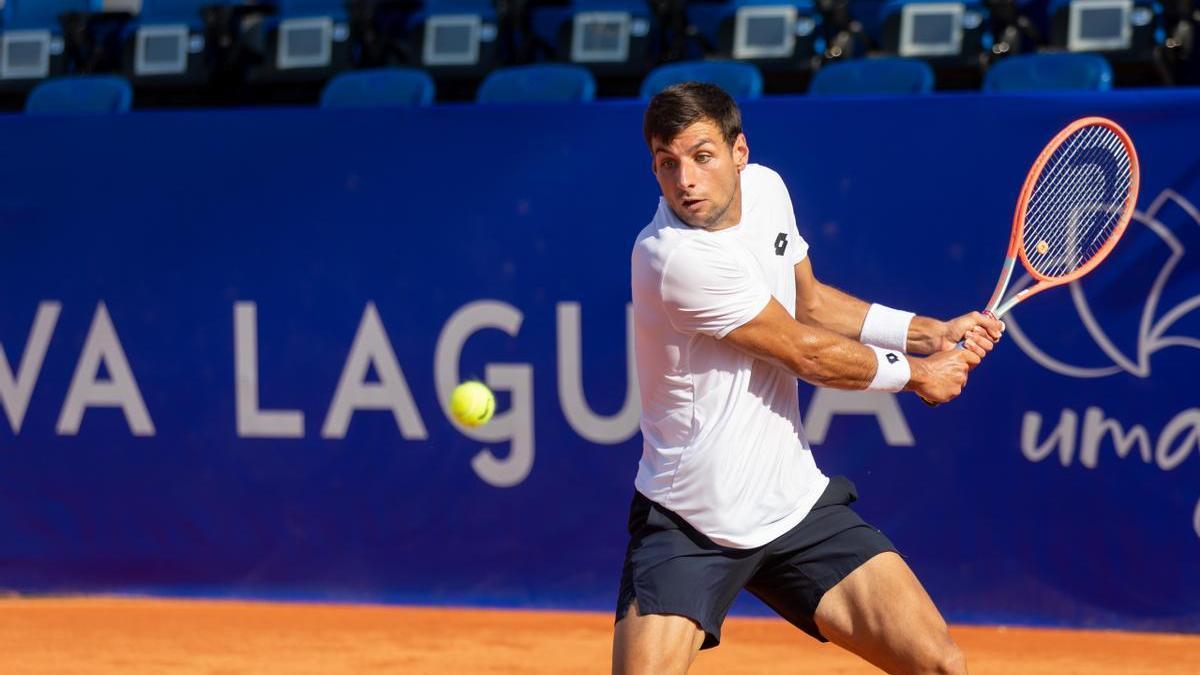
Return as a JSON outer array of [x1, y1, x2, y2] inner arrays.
[[639, 59, 764, 98], [528, 0, 656, 80], [319, 66, 436, 107], [243, 0, 353, 84], [117, 0, 213, 86], [24, 74, 132, 112], [1044, 0, 1165, 66], [476, 63, 596, 102], [0, 0, 92, 88], [807, 55, 934, 94], [686, 0, 824, 74], [407, 0, 499, 77], [877, 0, 992, 72], [983, 51, 1113, 90]]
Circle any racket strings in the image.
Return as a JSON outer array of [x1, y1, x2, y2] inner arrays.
[[1036, 135, 1131, 273], [1027, 129, 1129, 259], [1022, 124, 1133, 280], [1027, 127, 1132, 268]]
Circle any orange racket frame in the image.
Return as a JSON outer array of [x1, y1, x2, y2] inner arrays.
[[985, 116, 1140, 319]]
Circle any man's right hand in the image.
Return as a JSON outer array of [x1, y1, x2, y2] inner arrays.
[[906, 349, 981, 404]]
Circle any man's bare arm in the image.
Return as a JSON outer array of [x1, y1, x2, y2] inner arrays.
[[723, 297, 977, 403], [793, 257, 1001, 355], [792, 257, 872, 340]]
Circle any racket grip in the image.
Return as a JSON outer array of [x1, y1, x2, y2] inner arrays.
[[924, 314, 987, 406], [952, 309, 995, 351]]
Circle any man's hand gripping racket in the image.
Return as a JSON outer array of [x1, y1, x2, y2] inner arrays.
[[922, 116, 1140, 406]]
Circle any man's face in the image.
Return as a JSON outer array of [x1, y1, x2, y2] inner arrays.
[[651, 119, 748, 230]]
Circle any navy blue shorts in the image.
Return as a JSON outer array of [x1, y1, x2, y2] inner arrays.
[[615, 476, 896, 649]]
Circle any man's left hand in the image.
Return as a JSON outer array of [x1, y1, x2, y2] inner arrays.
[[937, 312, 1005, 362]]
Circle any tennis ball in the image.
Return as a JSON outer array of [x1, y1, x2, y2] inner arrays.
[[1036, 240, 1049, 255], [450, 380, 495, 428]]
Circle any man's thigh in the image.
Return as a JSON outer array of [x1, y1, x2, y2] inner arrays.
[[745, 476, 898, 642], [814, 552, 965, 675], [612, 491, 763, 672], [612, 599, 705, 675]]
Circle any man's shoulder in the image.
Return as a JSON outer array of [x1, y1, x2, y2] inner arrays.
[[634, 218, 718, 263], [633, 201, 682, 260], [743, 163, 787, 193], [632, 216, 727, 289]]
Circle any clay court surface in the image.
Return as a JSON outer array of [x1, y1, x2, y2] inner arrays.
[[1, 598, 1196, 674]]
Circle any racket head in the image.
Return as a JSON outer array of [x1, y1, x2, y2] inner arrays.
[[1009, 117, 1140, 296]]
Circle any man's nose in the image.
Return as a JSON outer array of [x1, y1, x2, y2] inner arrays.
[[675, 162, 696, 190]]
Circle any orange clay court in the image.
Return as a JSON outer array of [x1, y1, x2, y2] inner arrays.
[[1, 597, 1197, 674]]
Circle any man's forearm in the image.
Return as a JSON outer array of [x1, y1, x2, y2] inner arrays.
[[797, 282, 870, 339], [803, 283, 945, 355], [905, 316, 947, 355], [725, 298, 915, 392]]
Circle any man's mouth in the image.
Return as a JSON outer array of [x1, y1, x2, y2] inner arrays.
[[682, 198, 705, 210]]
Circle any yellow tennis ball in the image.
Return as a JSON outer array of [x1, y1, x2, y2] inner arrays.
[[450, 381, 495, 427], [1036, 240, 1049, 255]]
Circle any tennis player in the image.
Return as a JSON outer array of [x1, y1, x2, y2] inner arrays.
[[613, 83, 1004, 675]]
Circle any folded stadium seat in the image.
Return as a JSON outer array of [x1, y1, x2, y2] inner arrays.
[[639, 59, 763, 97], [0, 0, 92, 92], [241, 0, 353, 86], [116, 0, 213, 88], [1043, 0, 1166, 82], [982, 50, 1112, 89], [877, 0, 993, 87], [24, 73, 132, 111], [319, 65, 435, 106], [475, 62, 596, 101], [527, 0, 656, 91], [807, 54, 934, 92], [685, 0, 824, 88]]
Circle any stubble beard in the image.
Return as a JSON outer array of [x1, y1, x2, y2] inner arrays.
[[699, 189, 737, 230]]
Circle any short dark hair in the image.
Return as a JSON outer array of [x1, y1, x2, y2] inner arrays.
[[643, 82, 743, 150]]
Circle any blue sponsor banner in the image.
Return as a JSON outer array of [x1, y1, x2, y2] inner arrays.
[[0, 90, 1196, 632]]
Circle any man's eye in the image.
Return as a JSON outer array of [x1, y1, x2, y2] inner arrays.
[[696, 154, 711, 163], [661, 159, 676, 169]]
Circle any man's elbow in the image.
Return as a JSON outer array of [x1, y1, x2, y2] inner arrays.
[[795, 285, 827, 325], [782, 332, 834, 382]]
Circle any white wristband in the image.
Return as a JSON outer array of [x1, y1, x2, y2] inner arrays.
[[867, 345, 911, 392], [860, 303, 915, 352]]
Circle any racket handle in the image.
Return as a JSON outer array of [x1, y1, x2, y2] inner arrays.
[[951, 309, 997, 352], [922, 310, 992, 407]]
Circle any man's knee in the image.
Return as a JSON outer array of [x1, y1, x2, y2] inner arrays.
[[613, 646, 691, 675], [923, 637, 967, 675]]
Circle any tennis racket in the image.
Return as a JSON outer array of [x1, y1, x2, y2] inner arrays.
[[927, 116, 1140, 404]]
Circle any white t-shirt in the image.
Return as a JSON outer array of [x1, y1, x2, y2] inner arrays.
[[630, 163, 830, 549]]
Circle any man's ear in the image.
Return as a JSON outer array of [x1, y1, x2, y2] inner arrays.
[[734, 133, 749, 172]]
